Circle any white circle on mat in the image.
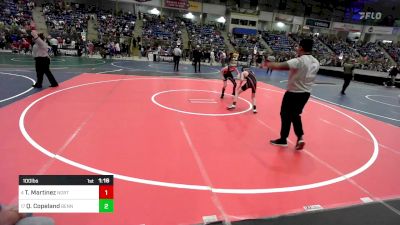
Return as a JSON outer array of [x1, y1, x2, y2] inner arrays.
[[19, 77, 379, 194], [11, 58, 66, 62], [151, 89, 252, 116], [0, 72, 35, 103], [365, 95, 400, 108]]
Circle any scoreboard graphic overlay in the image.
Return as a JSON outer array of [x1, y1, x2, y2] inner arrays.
[[19, 175, 114, 213]]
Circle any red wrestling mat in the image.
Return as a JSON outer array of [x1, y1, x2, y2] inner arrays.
[[1, 73, 399, 225]]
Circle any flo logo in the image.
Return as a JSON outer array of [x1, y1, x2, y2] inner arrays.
[[359, 12, 382, 20]]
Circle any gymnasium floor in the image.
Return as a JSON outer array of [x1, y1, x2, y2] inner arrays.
[[1, 53, 399, 225]]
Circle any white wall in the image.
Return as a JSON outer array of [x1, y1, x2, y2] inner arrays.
[[274, 13, 294, 23], [116, 0, 161, 7], [203, 3, 226, 15], [117, 2, 135, 12], [292, 24, 300, 33], [259, 11, 273, 22], [293, 16, 304, 25], [205, 14, 223, 24], [230, 12, 259, 21], [136, 5, 159, 15], [258, 21, 270, 31], [368, 34, 398, 42]]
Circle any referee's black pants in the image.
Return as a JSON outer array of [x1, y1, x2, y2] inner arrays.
[[341, 74, 352, 93], [51, 45, 58, 56], [173, 56, 180, 71], [34, 57, 58, 87], [280, 91, 310, 140], [193, 60, 201, 72]]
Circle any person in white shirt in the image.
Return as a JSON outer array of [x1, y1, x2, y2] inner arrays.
[[262, 39, 319, 150], [115, 42, 120, 56], [173, 45, 182, 71], [157, 45, 162, 62], [220, 51, 226, 67], [210, 50, 215, 66], [266, 54, 276, 74]]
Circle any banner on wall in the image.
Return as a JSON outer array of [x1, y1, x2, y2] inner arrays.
[[164, 0, 189, 9], [188, 1, 202, 12], [305, 18, 330, 29], [364, 26, 393, 34], [233, 28, 257, 35], [332, 22, 362, 32]]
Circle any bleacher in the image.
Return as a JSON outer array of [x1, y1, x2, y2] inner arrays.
[[0, 0, 34, 50], [319, 36, 359, 59], [186, 22, 225, 52], [0, 0, 34, 28], [43, 1, 88, 39], [290, 34, 334, 65], [97, 11, 136, 41], [141, 14, 182, 50], [231, 37, 263, 52], [381, 42, 400, 64], [262, 32, 296, 53], [353, 42, 392, 72]]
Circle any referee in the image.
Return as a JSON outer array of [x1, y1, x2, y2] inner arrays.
[[262, 39, 319, 150], [31, 30, 58, 88], [173, 44, 182, 72]]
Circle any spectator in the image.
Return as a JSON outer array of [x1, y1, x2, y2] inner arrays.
[[20, 38, 30, 54], [210, 49, 215, 66], [220, 51, 226, 67], [115, 42, 120, 57], [192, 45, 202, 73], [384, 65, 399, 87], [132, 37, 137, 48], [173, 45, 182, 72], [341, 58, 356, 95]]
